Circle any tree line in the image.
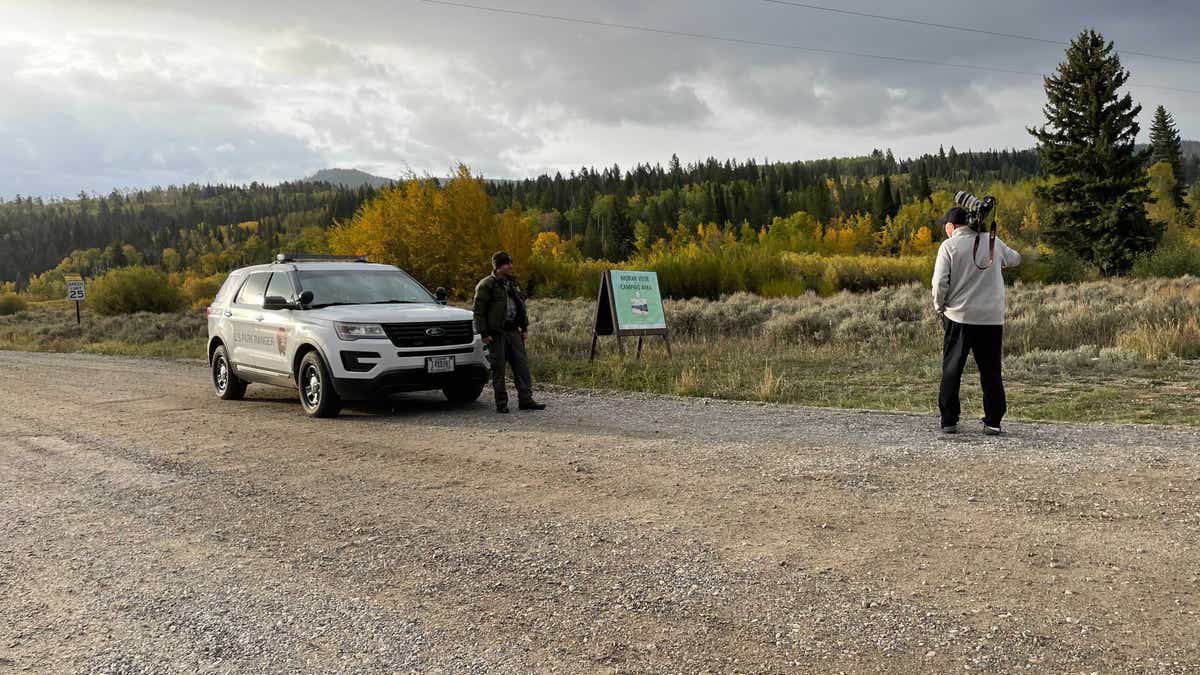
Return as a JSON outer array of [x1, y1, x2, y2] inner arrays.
[[484, 147, 1046, 261], [0, 182, 378, 288]]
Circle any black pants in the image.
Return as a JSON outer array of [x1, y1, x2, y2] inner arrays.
[[939, 318, 1006, 427], [488, 330, 533, 406]]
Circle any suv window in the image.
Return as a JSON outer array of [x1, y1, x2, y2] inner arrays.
[[213, 272, 245, 306], [297, 269, 434, 307], [265, 272, 295, 303], [234, 272, 269, 306]]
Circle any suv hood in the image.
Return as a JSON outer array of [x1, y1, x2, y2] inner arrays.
[[302, 303, 474, 324]]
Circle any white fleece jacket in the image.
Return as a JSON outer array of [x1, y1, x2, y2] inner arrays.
[[931, 227, 1021, 325]]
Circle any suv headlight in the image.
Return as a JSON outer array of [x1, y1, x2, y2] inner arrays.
[[335, 322, 387, 341]]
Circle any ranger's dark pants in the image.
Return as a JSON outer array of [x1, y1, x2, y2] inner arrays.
[[940, 318, 1006, 428], [488, 329, 533, 406]]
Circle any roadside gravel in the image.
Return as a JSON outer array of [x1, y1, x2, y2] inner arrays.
[[1, 350, 1197, 673]]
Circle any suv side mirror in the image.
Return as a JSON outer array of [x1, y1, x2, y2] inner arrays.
[[263, 295, 293, 311], [435, 287, 448, 305], [299, 290, 314, 307]]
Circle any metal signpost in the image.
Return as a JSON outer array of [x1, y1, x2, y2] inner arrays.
[[65, 274, 85, 324]]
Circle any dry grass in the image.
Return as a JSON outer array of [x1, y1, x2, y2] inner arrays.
[[531, 276, 1200, 360], [527, 277, 1200, 425], [1116, 317, 1200, 360], [0, 300, 206, 358]]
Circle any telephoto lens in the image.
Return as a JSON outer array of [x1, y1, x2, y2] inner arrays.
[[954, 190, 982, 212]]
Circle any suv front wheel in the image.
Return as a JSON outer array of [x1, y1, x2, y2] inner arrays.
[[212, 345, 247, 400], [298, 351, 342, 418]]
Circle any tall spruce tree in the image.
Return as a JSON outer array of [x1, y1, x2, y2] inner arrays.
[[872, 175, 897, 227], [1149, 105, 1186, 207], [1029, 29, 1159, 275], [911, 161, 932, 202]]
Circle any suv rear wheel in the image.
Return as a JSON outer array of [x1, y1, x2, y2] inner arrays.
[[298, 351, 342, 418], [212, 345, 247, 400], [443, 381, 485, 405]]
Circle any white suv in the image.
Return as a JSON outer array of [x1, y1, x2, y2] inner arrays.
[[206, 254, 489, 417]]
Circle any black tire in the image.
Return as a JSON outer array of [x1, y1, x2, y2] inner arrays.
[[212, 345, 247, 400], [443, 381, 485, 405], [298, 351, 341, 418]]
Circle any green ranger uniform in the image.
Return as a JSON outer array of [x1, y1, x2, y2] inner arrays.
[[473, 272, 533, 409]]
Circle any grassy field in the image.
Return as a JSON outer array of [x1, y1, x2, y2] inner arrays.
[[0, 300, 208, 358], [527, 278, 1200, 426], [4, 278, 1199, 425]]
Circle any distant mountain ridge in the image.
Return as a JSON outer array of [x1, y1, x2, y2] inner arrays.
[[304, 144, 1198, 191], [306, 168, 395, 189]]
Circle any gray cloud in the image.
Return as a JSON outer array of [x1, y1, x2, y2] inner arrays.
[[0, 41, 323, 196], [257, 33, 391, 80], [3, 0, 1199, 196]]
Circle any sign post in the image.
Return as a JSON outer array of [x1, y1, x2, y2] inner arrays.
[[589, 270, 672, 361], [65, 274, 85, 325]]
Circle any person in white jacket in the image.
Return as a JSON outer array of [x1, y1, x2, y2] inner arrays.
[[932, 206, 1021, 435]]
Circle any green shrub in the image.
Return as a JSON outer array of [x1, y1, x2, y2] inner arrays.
[[0, 293, 27, 315], [88, 266, 186, 316], [24, 270, 66, 301], [1016, 248, 1100, 284], [1130, 232, 1200, 278]]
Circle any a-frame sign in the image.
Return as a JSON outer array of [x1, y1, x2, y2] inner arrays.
[[589, 270, 672, 361]]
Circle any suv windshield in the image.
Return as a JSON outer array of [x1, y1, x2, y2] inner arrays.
[[297, 269, 435, 308]]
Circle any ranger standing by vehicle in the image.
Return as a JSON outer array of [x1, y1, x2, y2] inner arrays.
[[474, 251, 546, 414]]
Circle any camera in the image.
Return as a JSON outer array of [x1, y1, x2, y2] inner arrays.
[[954, 191, 996, 231]]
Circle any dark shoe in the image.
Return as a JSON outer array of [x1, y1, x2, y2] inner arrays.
[[518, 400, 546, 411], [941, 424, 959, 434], [983, 422, 1002, 436], [496, 404, 510, 414]]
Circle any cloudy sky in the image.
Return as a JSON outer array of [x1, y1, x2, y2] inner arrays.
[[2, 0, 1197, 197]]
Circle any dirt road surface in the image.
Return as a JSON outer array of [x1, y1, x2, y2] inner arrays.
[[1, 350, 1198, 673]]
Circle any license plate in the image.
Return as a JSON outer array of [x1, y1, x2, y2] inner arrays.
[[426, 355, 455, 373]]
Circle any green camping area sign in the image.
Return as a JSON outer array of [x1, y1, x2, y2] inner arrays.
[[590, 270, 672, 360], [611, 270, 666, 330]]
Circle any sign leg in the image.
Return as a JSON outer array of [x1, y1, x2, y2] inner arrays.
[[663, 332, 673, 358], [589, 333, 599, 362], [636, 336, 644, 359], [76, 301, 81, 325]]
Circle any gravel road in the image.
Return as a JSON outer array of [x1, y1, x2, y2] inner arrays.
[[1, 350, 1198, 673]]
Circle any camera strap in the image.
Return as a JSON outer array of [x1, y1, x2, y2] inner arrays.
[[972, 220, 997, 271]]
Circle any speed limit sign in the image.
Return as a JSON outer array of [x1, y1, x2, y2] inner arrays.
[[65, 275, 85, 324]]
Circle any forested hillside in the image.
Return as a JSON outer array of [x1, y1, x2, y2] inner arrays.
[[0, 182, 378, 286], [4, 143, 1197, 298], [487, 147, 1045, 261], [3, 147, 1039, 287]]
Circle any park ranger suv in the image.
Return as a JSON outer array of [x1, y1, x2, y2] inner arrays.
[[206, 254, 489, 417]]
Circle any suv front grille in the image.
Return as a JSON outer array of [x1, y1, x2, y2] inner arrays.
[[382, 321, 474, 348]]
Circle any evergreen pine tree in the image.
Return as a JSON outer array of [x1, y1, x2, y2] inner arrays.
[[872, 175, 897, 228], [1149, 105, 1186, 207], [1029, 30, 1159, 275], [912, 161, 932, 202]]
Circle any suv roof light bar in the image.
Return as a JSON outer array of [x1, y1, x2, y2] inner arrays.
[[275, 253, 370, 263]]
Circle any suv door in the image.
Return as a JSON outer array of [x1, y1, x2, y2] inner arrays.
[[228, 272, 269, 367], [251, 271, 298, 375]]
